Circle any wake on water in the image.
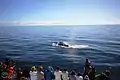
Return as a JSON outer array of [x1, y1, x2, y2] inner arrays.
[[52, 41, 89, 49]]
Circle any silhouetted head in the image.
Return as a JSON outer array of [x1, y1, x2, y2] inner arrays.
[[86, 59, 89, 62], [62, 69, 67, 73], [56, 66, 60, 71], [71, 70, 76, 75], [85, 58, 91, 66], [63, 69, 67, 71]]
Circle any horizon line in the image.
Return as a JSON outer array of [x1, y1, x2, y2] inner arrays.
[[0, 24, 120, 27], [0, 20, 120, 26]]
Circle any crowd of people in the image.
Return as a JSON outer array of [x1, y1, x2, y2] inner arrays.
[[0, 59, 111, 80]]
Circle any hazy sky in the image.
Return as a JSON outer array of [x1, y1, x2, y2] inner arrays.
[[0, 0, 120, 25]]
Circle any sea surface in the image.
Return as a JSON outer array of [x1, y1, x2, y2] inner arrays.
[[0, 25, 120, 79]]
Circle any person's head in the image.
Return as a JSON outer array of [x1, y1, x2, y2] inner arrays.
[[63, 69, 67, 71], [85, 58, 91, 64], [63, 69, 67, 73], [70, 70, 76, 75], [86, 59, 89, 62], [38, 66, 43, 71], [56, 66, 60, 71], [48, 66, 53, 71], [31, 66, 36, 71]]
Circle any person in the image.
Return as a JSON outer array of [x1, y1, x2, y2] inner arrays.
[[69, 70, 77, 80], [37, 66, 44, 80], [84, 65, 92, 76], [16, 68, 22, 80], [61, 69, 69, 80], [85, 59, 91, 67], [7, 66, 15, 80], [76, 72, 83, 80], [88, 68, 96, 80], [84, 74, 90, 80], [54, 66, 62, 80], [104, 70, 111, 80], [5, 58, 10, 67], [84, 59, 91, 76], [22, 66, 30, 80], [30, 66, 37, 80], [44, 66, 54, 80], [95, 70, 111, 80], [1, 71, 8, 80]]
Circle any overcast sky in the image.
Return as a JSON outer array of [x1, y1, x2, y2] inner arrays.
[[0, 0, 120, 25]]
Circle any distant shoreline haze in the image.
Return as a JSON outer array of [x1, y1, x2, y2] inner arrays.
[[0, 24, 120, 27]]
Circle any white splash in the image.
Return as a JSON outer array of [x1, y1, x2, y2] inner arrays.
[[52, 41, 89, 49], [69, 44, 89, 49]]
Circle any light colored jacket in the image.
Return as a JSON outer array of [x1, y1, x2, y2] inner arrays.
[[61, 71, 69, 80], [37, 71, 44, 80], [30, 71, 37, 80]]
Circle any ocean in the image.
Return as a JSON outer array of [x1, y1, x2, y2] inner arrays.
[[0, 25, 120, 79]]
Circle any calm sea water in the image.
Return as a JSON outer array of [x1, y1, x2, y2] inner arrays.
[[0, 25, 120, 79]]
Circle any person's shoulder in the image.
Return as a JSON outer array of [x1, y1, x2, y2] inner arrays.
[[79, 76, 83, 79], [66, 71, 69, 74], [59, 70, 62, 72], [59, 71, 62, 74], [41, 71, 44, 74], [34, 71, 37, 74], [30, 71, 33, 73]]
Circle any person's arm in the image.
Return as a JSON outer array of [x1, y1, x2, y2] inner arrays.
[[61, 74, 63, 80], [53, 72, 56, 79], [51, 72, 55, 79]]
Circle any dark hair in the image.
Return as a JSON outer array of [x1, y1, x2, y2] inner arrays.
[[71, 70, 76, 75], [86, 59, 89, 61], [63, 69, 67, 71], [56, 66, 60, 71]]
